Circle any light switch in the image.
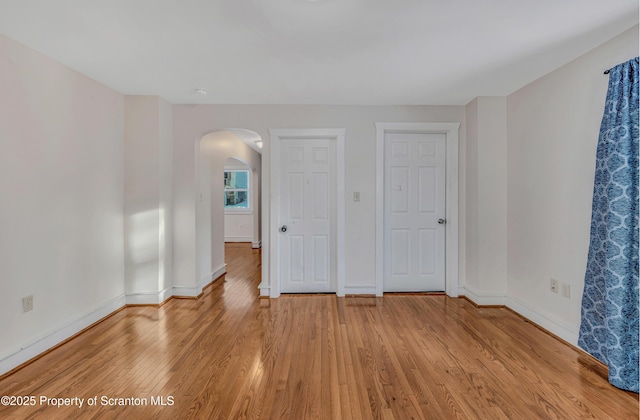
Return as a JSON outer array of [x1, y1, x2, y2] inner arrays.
[[353, 192, 360, 202]]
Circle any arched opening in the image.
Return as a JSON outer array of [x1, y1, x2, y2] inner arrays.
[[196, 129, 262, 293]]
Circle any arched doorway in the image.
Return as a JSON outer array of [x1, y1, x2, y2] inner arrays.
[[196, 129, 262, 292]]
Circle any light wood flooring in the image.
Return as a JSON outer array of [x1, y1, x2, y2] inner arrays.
[[0, 243, 637, 419]]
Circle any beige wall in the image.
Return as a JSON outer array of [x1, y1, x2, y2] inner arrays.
[[172, 105, 466, 295], [465, 97, 508, 303], [506, 25, 639, 344], [124, 96, 174, 304], [0, 34, 125, 372]]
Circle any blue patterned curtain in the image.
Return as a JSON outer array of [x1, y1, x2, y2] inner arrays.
[[578, 57, 639, 393]]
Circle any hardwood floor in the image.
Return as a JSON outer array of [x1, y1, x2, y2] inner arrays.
[[0, 242, 637, 419]]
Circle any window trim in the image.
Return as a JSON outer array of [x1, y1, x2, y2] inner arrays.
[[224, 169, 251, 212]]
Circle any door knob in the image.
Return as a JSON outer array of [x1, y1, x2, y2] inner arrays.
[[438, 219, 446, 224], [280, 225, 287, 233]]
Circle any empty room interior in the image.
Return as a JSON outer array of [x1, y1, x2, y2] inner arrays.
[[0, 1, 638, 418]]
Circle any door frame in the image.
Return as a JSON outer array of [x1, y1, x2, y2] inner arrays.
[[269, 128, 346, 298], [375, 122, 460, 297]]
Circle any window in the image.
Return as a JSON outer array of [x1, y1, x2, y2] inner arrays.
[[224, 170, 250, 210]]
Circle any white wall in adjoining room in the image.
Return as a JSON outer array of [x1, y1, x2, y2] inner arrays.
[[224, 213, 254, 242], [506, 25, 639, 345], [0, 34, 125, 374], [172, 105, 466, 296]]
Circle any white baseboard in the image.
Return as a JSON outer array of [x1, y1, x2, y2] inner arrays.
[[125, 287, 173, 305], [505, 296, 579, 346], [252, 241, 261, 249], [462, 286, 506, 306], [224, 237, 253, 243], [174, 265, 227, 298], [208, 264, 227, 285], [171, 285, 200, 297], [197, 264, 227, 291], [0, 295, 126, 376], [457, 287, 580, 347], [1, 264, 227, 377], [343, 285, 377, 296]]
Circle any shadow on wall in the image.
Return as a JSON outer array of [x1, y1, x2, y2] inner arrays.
[[124, 205, 172, 303]]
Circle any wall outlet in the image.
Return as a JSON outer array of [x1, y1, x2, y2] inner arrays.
[[561, 283, 571, 298], [550, 279, 559, 294], [22, 295, 33, 312]]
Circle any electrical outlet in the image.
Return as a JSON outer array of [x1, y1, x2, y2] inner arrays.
[[22, 295, 33, 312], [561, 283, 571, 298], [550, 279, 559, 294]]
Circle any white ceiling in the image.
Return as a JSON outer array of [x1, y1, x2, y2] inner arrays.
[[0, 0, 637, 105]]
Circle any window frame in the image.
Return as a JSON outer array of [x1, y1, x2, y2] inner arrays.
[[224, 169, 252, 213]]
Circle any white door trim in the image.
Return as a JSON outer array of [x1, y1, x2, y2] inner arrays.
[[269, 128, 346, 298], [375, 122, 460, 297]]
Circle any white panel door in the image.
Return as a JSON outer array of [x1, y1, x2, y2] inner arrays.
[[280, 139, 336, 293], [384, 133, 446, 292]]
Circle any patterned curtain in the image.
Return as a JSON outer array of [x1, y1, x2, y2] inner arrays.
[[578, 57, 639, 393]]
